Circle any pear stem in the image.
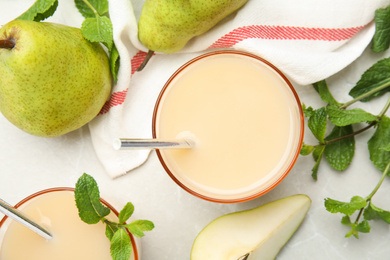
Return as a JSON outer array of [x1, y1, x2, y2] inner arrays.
[[0, 39, 15, 49], [136, 50, 155, 72]]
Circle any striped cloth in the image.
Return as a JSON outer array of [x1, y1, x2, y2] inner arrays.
[[90, 0, 390, 178]]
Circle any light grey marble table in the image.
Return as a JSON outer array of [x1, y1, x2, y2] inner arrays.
[[1, 0, 390, 259]]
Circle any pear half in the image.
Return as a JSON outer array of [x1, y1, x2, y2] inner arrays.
[[191, 194, 311, 260]]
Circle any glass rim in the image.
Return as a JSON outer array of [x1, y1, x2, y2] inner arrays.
[[0, 187, 139, 260], [152, 49, 305, 203]]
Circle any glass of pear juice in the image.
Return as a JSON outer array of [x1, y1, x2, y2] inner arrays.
[[152, 50, 304, 203], [0, 187, 140, 260]]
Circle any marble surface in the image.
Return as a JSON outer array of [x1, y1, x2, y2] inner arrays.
[[2, 1, 390, 259]]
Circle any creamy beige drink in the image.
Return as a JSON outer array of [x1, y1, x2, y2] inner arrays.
[[154, 51, 303, 202], [0, 189, 137, 260]]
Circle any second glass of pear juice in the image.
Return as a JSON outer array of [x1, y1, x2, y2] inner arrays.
[[0, 188, 139, 260], [153, 50, 304, 203]]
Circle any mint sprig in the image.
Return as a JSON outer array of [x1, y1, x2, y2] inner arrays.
[[303, 78, 390, 238], [75, 173, 154, 260], [301, 73, 390, 179], [324, 162, 390, 238], [301, 5, 390, 238]]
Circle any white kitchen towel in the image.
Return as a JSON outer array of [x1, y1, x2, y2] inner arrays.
[[89, 0, 390, 178]]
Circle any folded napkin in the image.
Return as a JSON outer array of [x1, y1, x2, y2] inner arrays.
[[89, 0, 390, 178]]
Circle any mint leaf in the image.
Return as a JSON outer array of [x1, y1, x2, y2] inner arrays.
[[313, 80, 340, 106], [81, 16, 113, 50], [341, 215, 352, 226], [344, 219, 370, 239], [368, 116, 390, 172], [341, 215, 371, 236], [75, 173, 110, 224], [355, 220, 371, 233], [325, 196, 367, 215], [364, 202, 390, 223], [302, 104, 314, 117], [106, 223, 119, 241], [327, 105, 378, 126], [17, 0, 58, 22], [311, 145, 325, 180], [349, 58, 390, 102], [324, 125, 355, 171], [111, 228, 132, 260], [125, 220, 155, 237], [110, 45, 120, 83], [372, 6, 390, 52], [75, 0, 109, 18], [308, 107, 327, 143], [300, 143, 314, 156], [118, 203, 134, 224], [313, 144, 324, 162]]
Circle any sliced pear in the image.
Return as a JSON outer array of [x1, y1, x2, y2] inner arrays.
[[190, 194, 311, 260]]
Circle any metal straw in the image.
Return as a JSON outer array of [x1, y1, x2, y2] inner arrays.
[[0, 198, 52, 240], [113, 138, 194, 150]]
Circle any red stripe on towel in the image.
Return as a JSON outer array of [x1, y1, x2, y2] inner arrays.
[[98, 89, 128, 115], [208, 25, 364, 49], [98, 51, 150, 115]]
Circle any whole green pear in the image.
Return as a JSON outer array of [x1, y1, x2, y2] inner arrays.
[[136, 0, 248, 70], [0, 20, 111, 137]]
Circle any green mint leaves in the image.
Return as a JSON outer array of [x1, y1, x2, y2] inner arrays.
[[325, 196, 367, 215], [17, 0, 120, 82], [110, 229, 132, 260], [75, 173, 110, 224], [323, 125, 355, 171], [82, 16, 113, 50], [327, 105, 378, 126], [75, 173, 154, 260], [74, 0, 119, 82], [75, 0, 113, 49], [349, 59, 390, 102], [75, 0, 109, 18], [303, 79, 390, 239], [368, 116, 390, 172], [323, 161, 390, 239], [372, 6, 390, 52], [126, 220, 155, 237], [301, 6, 390, 238], [302, 67, 390, 180], [307, 106, 327, 144], [17, 0, 58, 22]]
